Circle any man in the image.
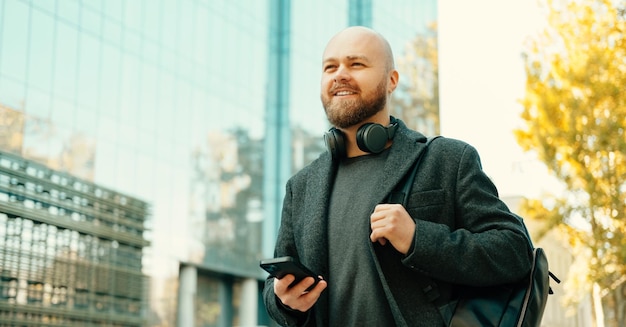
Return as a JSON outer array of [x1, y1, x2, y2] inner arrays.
[[262, 26, 533, 327]]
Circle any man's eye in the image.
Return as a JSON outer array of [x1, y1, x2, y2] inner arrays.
[[352, 62, 364, 67], [324, 65, 336, 71]]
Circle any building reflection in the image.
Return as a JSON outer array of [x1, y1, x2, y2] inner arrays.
[[0, 0, 438, 325], [0, 150, 148, 325]]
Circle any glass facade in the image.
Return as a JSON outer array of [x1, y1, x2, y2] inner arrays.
[[0, 0, 438, 326], [0, 150, 149, 326]]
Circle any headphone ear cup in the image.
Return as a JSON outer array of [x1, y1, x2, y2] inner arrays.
[[356, 123, 388, 154], [324, 128, 347, 160]]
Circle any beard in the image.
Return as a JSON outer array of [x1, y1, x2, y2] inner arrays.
[[322, 79, 388, 129]]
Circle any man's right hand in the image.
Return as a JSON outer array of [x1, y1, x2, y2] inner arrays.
[[273, 274, 328, 312]]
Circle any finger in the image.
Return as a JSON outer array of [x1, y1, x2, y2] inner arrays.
[[371, 210, 391, 232], [371, 208, 392, 225], [374, 203, 399, 214], [370, 228, 388, 244], [371, 204, 390, 219], [307, 279, 327, 296], [282, 279, 328, 312], [274, 274, 296, 294], [300, 277, 326, 295], [293, 277, 317, 293], [374, 203, 393, 211], [371, 204, 400, 223], [370, 232, 388, 245], [370, 211, 383, 224]]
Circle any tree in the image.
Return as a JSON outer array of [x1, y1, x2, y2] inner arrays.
[[390, 22, 440, 136], [517, 0, 626, 325], [0, 103, 24, 154]]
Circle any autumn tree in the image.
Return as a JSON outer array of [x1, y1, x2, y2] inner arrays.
[[0, 103, 24, 154], [390, 22, 440, 136], [517, 0, 626, 325]]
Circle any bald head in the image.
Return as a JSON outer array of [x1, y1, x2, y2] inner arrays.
[[323, 26, 395, 72]]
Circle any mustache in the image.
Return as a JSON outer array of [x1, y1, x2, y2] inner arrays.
[[329, 83, 360, 94]]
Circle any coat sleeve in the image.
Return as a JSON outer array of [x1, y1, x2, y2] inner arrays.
[[402, 140, 533, 286], [262, 179, 314, 327]]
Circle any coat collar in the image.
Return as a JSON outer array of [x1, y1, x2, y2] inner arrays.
[[309, 119, 429, 218]]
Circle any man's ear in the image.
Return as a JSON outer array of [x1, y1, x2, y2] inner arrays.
[[388, 69, 399, 94]]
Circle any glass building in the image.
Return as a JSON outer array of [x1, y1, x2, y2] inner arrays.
[[0, 150, 150, 326], [0, 0, 438, 326]]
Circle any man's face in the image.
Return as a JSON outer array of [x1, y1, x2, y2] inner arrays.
[[320, 31, 393, 129]]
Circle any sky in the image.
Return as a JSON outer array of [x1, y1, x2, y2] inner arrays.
[[438, 0, 563, 198]]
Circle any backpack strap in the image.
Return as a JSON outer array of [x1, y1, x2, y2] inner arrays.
[[514, 213, 561, 293], [387, 136, 442, 205], [386, 135, 444, 303]]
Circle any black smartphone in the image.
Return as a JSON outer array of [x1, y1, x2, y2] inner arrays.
[[260, 256, 321, 290]]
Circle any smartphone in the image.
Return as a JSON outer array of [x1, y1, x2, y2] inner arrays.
[[260, 256, 321, 290]]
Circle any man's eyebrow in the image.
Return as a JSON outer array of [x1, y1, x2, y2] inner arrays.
[[346, 55, 369, 62], [322, 58, 337, 65], [323, 55, 369, 65]]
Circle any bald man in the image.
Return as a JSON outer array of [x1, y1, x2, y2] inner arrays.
[[262, 26, 533, 327]]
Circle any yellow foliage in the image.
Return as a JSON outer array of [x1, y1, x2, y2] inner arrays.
[[517, 0, 626, 310]]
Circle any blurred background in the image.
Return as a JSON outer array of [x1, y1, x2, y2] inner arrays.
[[0, 0, 624, 326]]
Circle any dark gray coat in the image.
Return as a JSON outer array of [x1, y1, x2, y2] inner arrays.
[[263, 120, 533, 326]]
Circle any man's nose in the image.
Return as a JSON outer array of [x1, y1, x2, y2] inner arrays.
[[333, 66, 350, 82]]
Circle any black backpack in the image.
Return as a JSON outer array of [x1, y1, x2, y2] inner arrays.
[[390, 136, 561, 327], [438, 218, 561, 327]]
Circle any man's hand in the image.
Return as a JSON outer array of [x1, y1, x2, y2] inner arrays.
[[273, 274, 327, 312], [370, 203, 416, 254]]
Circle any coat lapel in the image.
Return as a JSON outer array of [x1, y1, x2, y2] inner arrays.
[[375, 128, 428, 206], [302, 153, 334, 276]]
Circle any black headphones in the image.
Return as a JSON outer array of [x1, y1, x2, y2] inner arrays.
[[324, 117, 399, 160]]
